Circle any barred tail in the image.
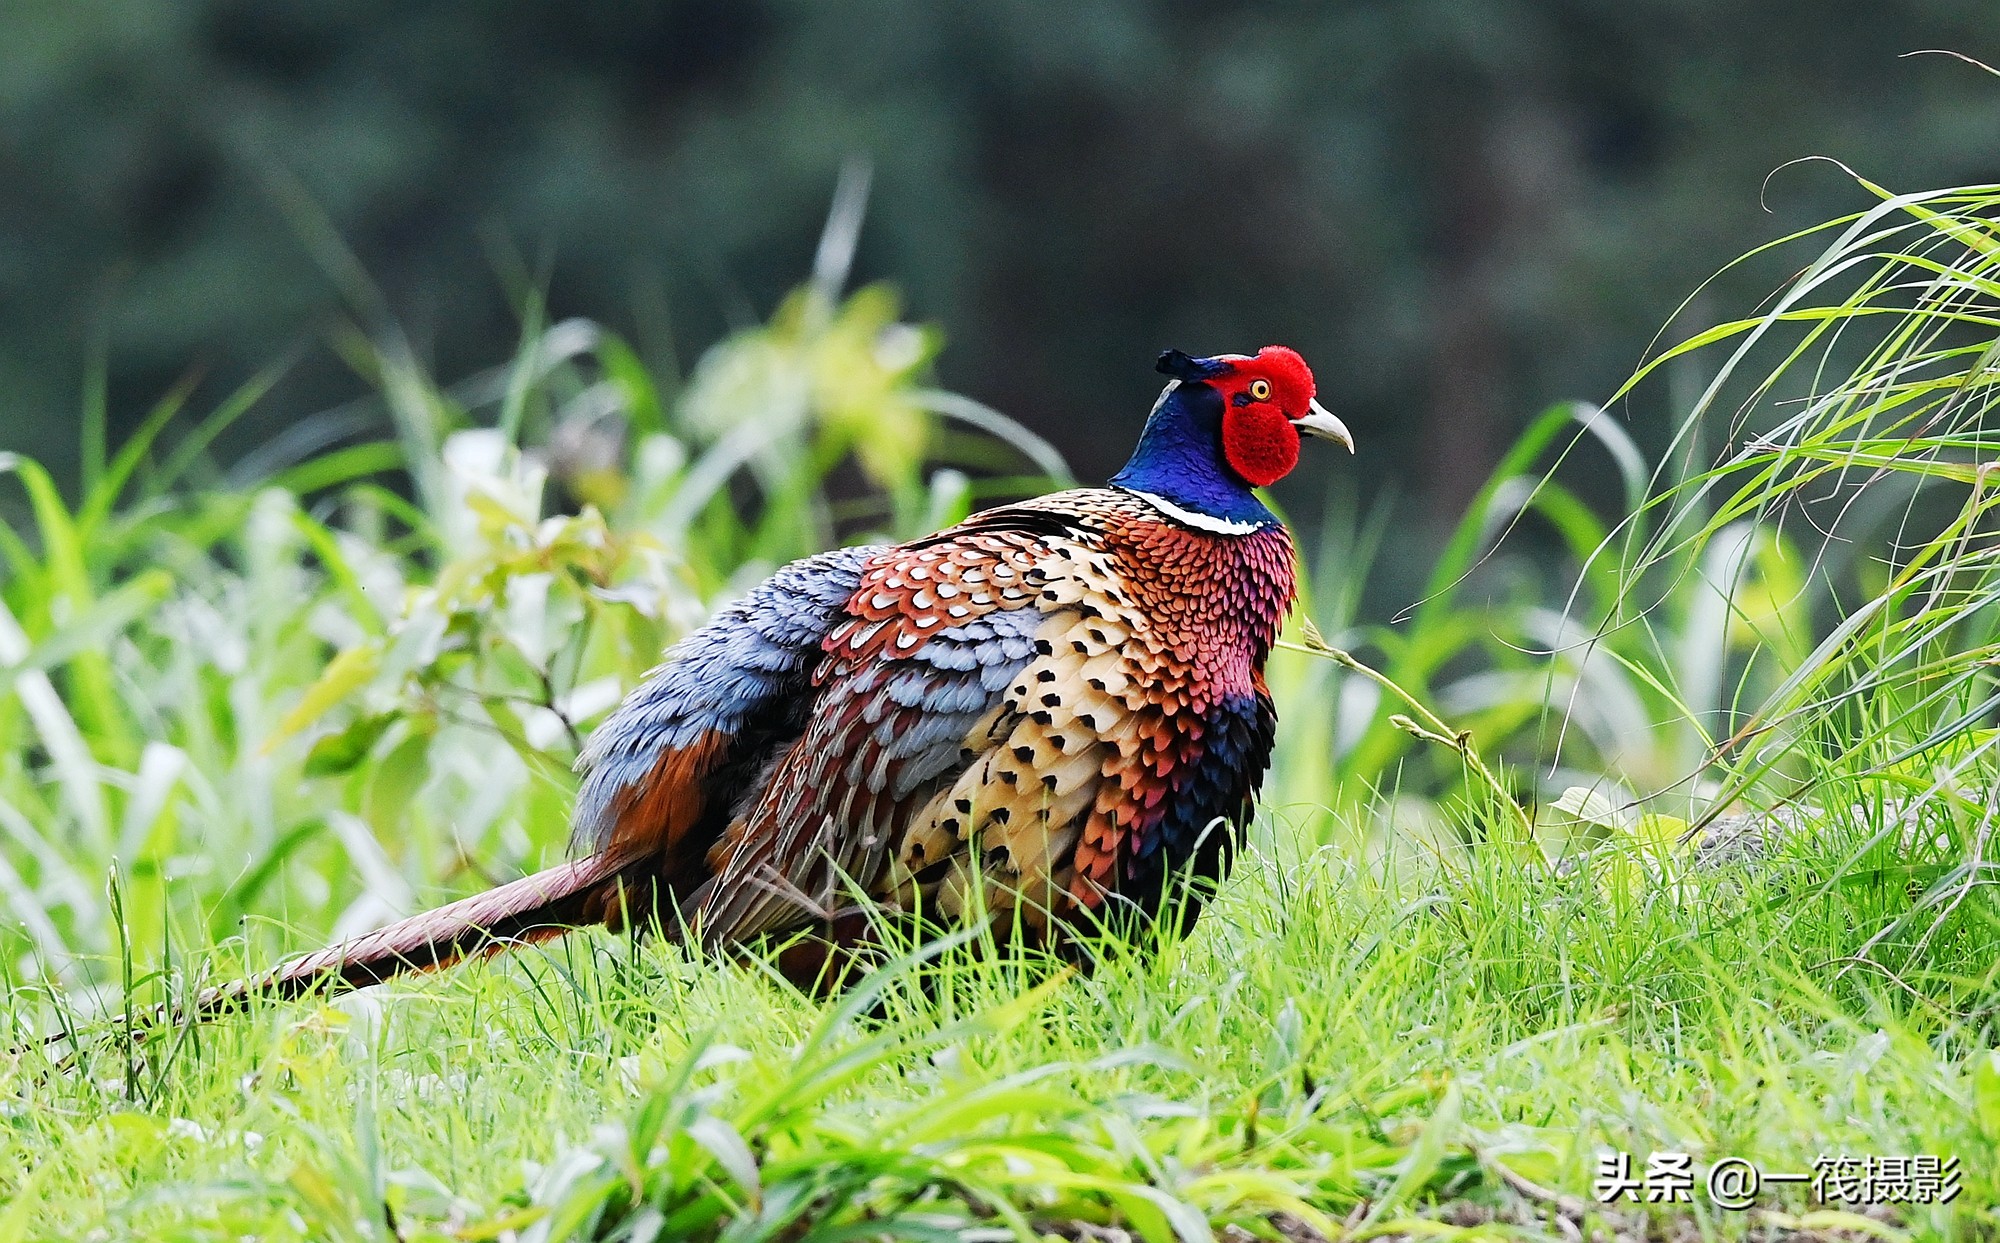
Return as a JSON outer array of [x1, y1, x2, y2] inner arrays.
[[199, 850, 650, 1015]]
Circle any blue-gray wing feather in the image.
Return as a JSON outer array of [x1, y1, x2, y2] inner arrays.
[[570, 545, 880, 855]]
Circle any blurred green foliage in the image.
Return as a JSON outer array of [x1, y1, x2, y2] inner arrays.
[[6, 0, 2000, 565]]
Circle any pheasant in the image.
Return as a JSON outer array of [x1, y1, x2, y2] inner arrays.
[[245, 346, 1351, 1001]]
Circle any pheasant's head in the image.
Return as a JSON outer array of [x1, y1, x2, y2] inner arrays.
[[1110, 345, 1354, 531]]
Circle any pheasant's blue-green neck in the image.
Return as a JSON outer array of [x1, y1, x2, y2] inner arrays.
[[1110, 381, 1277, 531]]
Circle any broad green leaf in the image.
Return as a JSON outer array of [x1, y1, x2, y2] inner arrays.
[[1548, 786, 1630, 832], [1630, 813, 1691, 849], [271, 642, 383, 746], [302, 710, 400, 777]]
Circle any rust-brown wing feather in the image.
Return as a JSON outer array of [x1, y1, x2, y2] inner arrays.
[[567, 545, 880, 911]]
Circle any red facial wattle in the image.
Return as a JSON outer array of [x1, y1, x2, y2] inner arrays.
[[1221, 406, 1301, 486]]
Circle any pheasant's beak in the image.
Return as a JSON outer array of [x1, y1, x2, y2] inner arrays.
[[1294, 398, 1355, 453]]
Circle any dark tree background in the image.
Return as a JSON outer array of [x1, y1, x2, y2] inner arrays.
[[3, 1, 1997, 530]]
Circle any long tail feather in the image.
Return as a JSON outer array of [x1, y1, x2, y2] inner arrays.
[[200, 849, 648, 1015], [17, 851, 657, 1059]]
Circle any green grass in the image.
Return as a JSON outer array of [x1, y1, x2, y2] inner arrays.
[[7, 814, 1996, 1240], [6, 177, 2000, 1238]]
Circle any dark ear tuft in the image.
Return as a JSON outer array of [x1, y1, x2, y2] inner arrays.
[[1155, 349, 1232, 382]]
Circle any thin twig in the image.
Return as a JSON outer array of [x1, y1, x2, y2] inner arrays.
[[1479, 1150, 1589, 1221], [1280, 619, 1534, 838]]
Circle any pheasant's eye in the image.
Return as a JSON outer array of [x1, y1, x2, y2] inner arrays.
[[1248, 379, 1272, 401]]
